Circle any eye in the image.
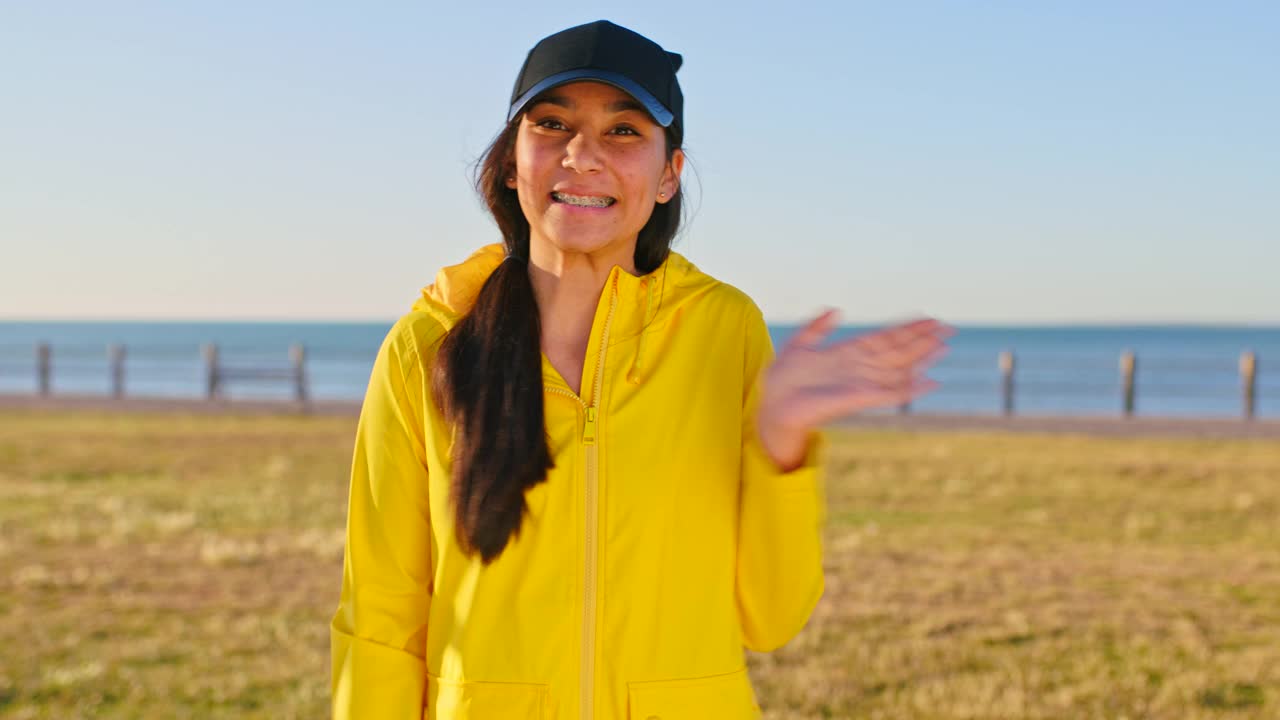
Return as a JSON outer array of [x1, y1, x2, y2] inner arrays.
[[611, 124, 641, 136], [534, 117, 568, 131]]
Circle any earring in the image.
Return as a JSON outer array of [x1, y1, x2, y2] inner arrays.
[[658, 191, 666, 199]]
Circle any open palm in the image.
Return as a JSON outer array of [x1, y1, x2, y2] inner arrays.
[[756, 310, 954, 469]]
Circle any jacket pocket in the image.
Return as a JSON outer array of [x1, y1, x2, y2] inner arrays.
[[626, 667, 761, 720], [425, 672, 548, 720]]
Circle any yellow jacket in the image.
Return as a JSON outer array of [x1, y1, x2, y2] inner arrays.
[[331, 243, 826, 720]]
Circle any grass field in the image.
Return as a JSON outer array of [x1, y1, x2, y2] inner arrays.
[[0, 408, 1277, 719]]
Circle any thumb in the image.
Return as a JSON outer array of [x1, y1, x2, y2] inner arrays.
[[785, 307, 840, 350]]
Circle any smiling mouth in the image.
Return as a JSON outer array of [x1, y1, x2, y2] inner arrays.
[[550, 191, 616, 208]]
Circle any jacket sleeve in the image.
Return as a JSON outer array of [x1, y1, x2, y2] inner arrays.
[[736, 304, 827, 653], [331, 317, 434, 719]]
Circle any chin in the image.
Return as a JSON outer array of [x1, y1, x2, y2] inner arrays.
[[536, 226, 637, 259]]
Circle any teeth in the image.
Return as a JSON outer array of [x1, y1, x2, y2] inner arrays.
[[552, 191, 614, 208]]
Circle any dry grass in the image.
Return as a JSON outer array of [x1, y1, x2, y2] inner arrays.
[[750, 431, 1280, 719], [0, 409, 1277, 718], [0, 410, 349, 719]]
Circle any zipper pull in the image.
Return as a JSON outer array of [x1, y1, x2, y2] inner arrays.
[[583, 406, 596, 445]]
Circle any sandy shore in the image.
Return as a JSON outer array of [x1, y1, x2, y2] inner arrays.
[[3, 393, 1277, 440]]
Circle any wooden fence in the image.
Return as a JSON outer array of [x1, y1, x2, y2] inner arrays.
[[988, 349, 1261, 420], [3, 343, 1267, 420], [27, 342, 309, 405]]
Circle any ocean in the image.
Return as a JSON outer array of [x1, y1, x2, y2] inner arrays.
[[2, 321, 1277, 419]]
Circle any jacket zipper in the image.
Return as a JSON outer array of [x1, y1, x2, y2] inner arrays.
[[544, 276, 618, 720]]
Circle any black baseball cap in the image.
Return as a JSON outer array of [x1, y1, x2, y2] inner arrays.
[[508, 20, 684, 143]]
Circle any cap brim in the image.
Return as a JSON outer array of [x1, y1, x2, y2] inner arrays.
[[508, 69, 674, 127]]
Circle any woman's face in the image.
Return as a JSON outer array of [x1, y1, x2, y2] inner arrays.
[[508, 81, 683, 266]]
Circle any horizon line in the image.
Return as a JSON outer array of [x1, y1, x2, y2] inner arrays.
[[4, 316, 1280, 330]]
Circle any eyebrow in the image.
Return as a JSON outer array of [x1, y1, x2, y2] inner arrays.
[[528, 94, 649, 115]]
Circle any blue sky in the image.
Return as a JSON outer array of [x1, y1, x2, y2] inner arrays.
[[2, 2, 1276, 324]]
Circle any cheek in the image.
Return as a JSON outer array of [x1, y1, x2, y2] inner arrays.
[[617, 149, 667, 190], [638, 147, 671, 189], [513, 135, 552, 182]]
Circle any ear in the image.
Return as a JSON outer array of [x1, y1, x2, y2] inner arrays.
[[657, 149, 685, 204]]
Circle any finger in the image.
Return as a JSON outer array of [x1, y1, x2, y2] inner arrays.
[[833, 317, 949, 358], [787, 336, 946, 392], [798, 377, 941, 425], [882, 316, 950, 342], [784, 307, 841, 351], [807, 346, 924, 385], [829, 345, 949, 388], [899, 315, 955, 335], [833, 329, 949, 370], [876, 317, 953, 348]]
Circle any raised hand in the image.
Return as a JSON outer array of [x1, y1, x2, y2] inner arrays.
[[755, 310, 954, 471]]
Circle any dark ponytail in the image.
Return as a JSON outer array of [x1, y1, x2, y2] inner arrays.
[[431, 115, 684, 564]]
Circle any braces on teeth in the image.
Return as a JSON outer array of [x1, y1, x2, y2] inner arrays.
[[553, 192, 614, 207]]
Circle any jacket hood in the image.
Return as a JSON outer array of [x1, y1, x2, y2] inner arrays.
[[410, 243, 507, 328], [410, 242, 721, 385]]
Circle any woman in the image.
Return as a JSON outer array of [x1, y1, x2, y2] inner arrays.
[[331, 20, 950, 720]]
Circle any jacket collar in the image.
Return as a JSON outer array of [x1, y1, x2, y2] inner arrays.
[[411, 243, 717, 387]]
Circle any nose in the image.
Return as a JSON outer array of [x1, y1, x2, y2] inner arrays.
[[562, 131, 604, 174]]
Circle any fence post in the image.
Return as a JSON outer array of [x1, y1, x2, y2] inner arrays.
[[290, 343, 309, 406], [999, 350, 1015, 416], [36, 343, 51, 396], [202, 343, 220, 400], [1120, 350, 1137, 418], [108, 344, 126, 398], [1241, 350, 1257, 421]]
